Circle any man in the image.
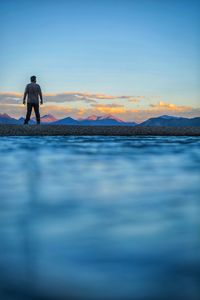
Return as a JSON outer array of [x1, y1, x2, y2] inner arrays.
[[23, 75, 43, 124]]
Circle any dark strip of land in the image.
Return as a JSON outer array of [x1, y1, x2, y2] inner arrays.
[[0, 124, 200, 136]]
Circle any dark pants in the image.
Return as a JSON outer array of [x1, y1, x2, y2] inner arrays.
[[24, 103, 40, 124]]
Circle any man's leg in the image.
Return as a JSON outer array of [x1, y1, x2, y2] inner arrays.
[[24, 103, 32, 124], [33, 103, 40, 124]]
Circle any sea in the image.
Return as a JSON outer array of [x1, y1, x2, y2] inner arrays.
[[0, 136, 199, 300]]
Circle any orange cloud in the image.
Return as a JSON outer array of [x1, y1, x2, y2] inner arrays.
[[0, 92, 22, 97], [150, 101, 192, 111], [0, 91, 143, 104], [90, 104, 126, 114], [42, 92, 117, 99], [0, 92, 199, 123]]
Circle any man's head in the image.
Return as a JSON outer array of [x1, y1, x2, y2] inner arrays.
[[30, 75, 36, 83]]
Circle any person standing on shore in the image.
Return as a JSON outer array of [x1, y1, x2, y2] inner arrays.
[[23, 75, 43, 124]]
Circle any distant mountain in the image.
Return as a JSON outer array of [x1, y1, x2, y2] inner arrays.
[[156, 115, 181, 120], [52, 116, 79, 125], [140, 115, 200, 126], [0, 113, 11, 119], [84, 114, 125, 122], [18, 117, 35, 125], [42, 114, 58, 123], [0, 113, 200, 126], [81, 115, 99, 121], [77, 114, 137, 126], [0, 113, 18, 124], [32, 114, 58, 123], [0, 113, 58, 124]]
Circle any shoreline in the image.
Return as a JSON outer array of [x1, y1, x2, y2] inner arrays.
[[0, 124, 200, 136]]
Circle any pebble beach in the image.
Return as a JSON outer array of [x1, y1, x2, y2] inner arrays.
[[0, 124, 200, 136]]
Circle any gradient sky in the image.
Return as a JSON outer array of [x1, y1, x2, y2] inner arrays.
[[0, 0, 199, 121]]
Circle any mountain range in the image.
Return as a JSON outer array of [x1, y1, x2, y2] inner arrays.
[[0, 113, 200, 126]]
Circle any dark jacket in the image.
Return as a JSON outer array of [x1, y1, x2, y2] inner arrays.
[[24, 83, 43, 103]]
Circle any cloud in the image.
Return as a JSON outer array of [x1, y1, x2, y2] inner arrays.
[[44, 92, 142, 104], [66, 93, 138, 100], [0, 91, 143, 105], [0, 92, 22, 104], [128, 99, 140, 103], [90, 103, 126, 114], [149, 101, 192, 111], [44, 93, 97, 104], [91, 103, 124, 108], [0, 92, 199, 122]]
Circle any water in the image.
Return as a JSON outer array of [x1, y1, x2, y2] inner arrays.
[[0, 136, 199, 300]]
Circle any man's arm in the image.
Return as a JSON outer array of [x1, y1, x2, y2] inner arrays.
[[38, 86, 43, 105], [23, 85, 28, 105]]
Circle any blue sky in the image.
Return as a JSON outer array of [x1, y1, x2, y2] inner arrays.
[[0, 0, 199, 121]]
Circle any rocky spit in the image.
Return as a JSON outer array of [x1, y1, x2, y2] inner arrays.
[[0, 124, 200, 136]]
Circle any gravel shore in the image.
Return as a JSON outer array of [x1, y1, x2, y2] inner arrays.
[[0, 124, 200, 136]]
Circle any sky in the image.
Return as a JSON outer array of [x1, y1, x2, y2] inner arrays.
[[0, 0, 199, 122]]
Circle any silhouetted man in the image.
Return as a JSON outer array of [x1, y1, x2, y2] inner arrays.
[[23, 76, 43, 124]]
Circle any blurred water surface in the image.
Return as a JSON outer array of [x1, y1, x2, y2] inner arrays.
[[0, 136, 199, 300]]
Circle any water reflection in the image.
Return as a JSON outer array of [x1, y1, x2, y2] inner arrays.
[[0, 136, 199, 300]]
